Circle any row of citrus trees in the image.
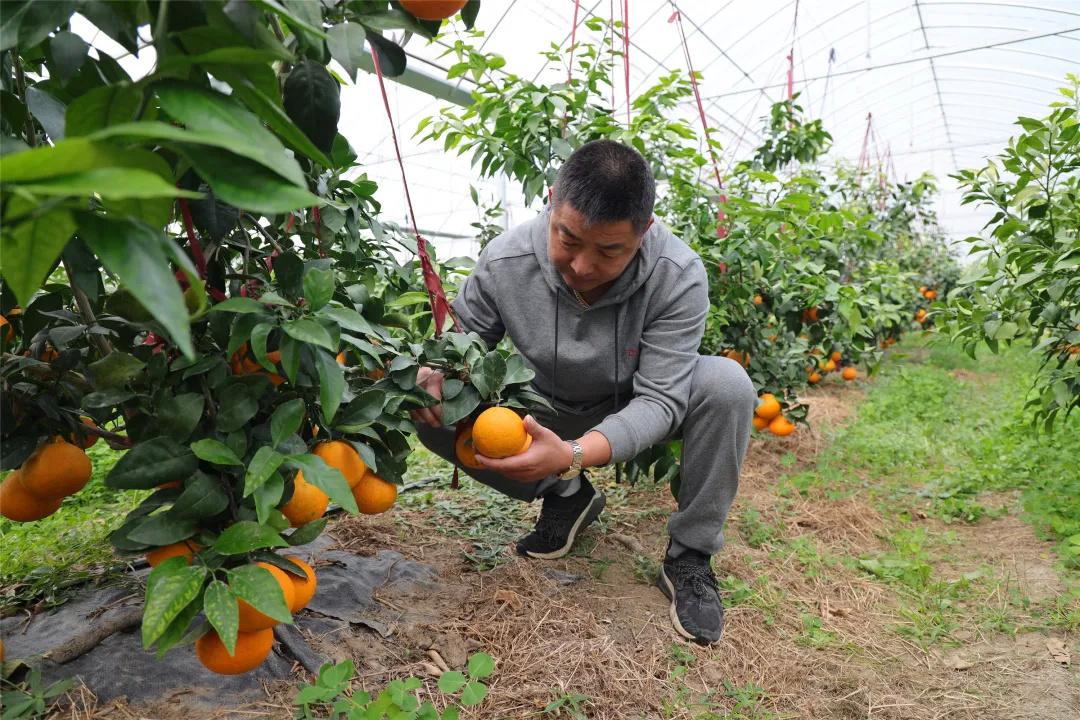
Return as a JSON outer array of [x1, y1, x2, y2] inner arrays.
[[0, 0, 553, 678], [418, 25, 957, 484]]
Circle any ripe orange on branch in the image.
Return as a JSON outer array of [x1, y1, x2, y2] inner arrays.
[[0, 470, 63, 522], [400, 0, 468, 21], [283, 556, 317, 612], [280, 477, 329, 528], [351, 471, 398, 514], [471, 407, 532, 459], [768, 416, 796, 436], [454, 426, 485, 470], [754, 394, 781, 421], [842, 367, 857, 381], [147, 540, 200, 568], [312, 440, 367, 487], [195, 628, 274, 675], [722, 349, 750, 368], [19, 439, 92, 500], [751, 416, 769, 431]]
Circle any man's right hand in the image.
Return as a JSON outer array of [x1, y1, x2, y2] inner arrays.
[[410, 366, 444, 427]]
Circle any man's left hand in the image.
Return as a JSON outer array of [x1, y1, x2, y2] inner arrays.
[[475, 416, 574, 482]]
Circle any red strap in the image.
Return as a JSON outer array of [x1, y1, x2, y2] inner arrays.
[[567, 0, 582, 83], [622, 0, 631, 123], [786, 51, 794, 100], [177, 198, 208, 278], [370, 43, 460, 337], [669, 10, 726, 237]]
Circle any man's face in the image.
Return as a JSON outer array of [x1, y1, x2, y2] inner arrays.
[[548, 201, 647, 294]]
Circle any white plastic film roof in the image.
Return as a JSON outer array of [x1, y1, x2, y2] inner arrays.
[[71, 2, 1080, 259]]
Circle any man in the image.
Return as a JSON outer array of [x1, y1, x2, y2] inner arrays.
[[410, 140, 756, 645]]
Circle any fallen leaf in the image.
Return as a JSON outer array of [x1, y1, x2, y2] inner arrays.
[[493, 589, 523, 610], [1046, 638, 1070, 665], [945, 654, 977, 671]]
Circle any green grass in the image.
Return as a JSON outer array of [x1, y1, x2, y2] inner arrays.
[[0, 442, 145, 612]]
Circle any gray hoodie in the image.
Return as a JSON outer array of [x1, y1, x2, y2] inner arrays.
[[451, 208, 709, 464]]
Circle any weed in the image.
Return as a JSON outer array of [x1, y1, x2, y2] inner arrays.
[[544, 691, 591, 719]]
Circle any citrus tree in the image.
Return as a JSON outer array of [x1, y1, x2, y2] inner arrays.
[[944, 74, 1080, 428], [0, 0, 562, 675]]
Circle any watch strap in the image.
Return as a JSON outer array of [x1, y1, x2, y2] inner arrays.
[[559, 440, 584, 480]]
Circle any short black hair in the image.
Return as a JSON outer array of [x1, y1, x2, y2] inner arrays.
[[552, 140, 655, 234]]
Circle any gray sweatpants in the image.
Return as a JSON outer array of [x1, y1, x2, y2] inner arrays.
[[416, 355, 756, 558]]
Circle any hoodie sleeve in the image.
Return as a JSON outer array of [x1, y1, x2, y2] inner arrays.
[[451, 245, 506, 349], [590, 259, 709, 463]]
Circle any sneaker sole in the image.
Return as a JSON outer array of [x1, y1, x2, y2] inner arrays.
[[656, 565, 699, 643], [523, 492, 606, 560]]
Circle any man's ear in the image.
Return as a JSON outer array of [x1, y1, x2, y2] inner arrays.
[[646, 217, 655, 231]]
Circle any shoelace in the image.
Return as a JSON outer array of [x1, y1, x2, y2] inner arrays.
[[670, 559, 719, 598]]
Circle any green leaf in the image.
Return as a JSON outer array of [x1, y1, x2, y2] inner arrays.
[[459, 681, 488, 706], [244, 446, 286, 497], [285, 517, 327, 546], [65, 82, 142, 137], [159, 393, 205, 442], [202, 580, 240, 655], [142, 560, 207, 648], [303, 267, 334, 311], [191, 438, 244, 466], [14, 167, 201, 200], [288, 454, 358, 514], [437, 671, 467, 694], [218, 70, 333, 167], [365, 30, 407, 78], [86, 351, 145, 390], [461, 1, 480, 30], [283, 318, 336, 350], [316, 349, 346, 424], [127, 512, 198, 545], [228, 562, 293, 623], [471, 351, 505, 398], [467, 652, 495, 679], [177, 145, 320, 215], [107, 437, 199, 489], [271, 399, 306, 449], [50, 30, 89, 82], [215, 386, 261, 433], [253, 0, 328, 38], [318, 306, 375, 335], [326, 22, 367, 81], [172, 471, 230, 519], [254, 471, 285, 525], [0, 200, 76, 306], [26, 86, 66, 141], [80, 214, 195, 358], [213, 520, 289, 555], [441, 384, 480, 426], [154, 84, 306, 186], [209, 297, 268, 314]]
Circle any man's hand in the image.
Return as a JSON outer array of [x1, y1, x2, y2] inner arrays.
[[409, 366, 444, 426], [476, 416, 574, 482]]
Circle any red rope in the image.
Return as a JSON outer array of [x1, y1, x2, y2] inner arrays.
[[622, 0, 631, 124], [177, 198, 208, 278], [370, 43, 460, 337], [669, 7, 727, 238], [567, 0, 582, 83]]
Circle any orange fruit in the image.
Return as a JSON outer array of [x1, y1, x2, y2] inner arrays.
[[918, 286, 928, 294], [821, 359, 837, 373], [280, 477, 329, 528], [146, 540, 200, 568], [752, 294, 763, 306], [68, 416, 99, 449], [1, 470, 62, 522], [802, 307, 819, 323], [454, 426, 485, 470], [19, 439, 92, 500], [313, 440, 366, 487], [842, 367, 857, 381], [158, 480, 181, 490], [751, 416, 769, 431], [336, 351, 346, 366], [808, 372, 821, 384], [399, 0, 468, 20], [0, 314, 13, 343], [754, 394, 781, 421], [366, 368, 386, 380], [830, 351, 842, 363], [471, 407, 532, 459], [283, 556, 317, 612], [768, 416, 795, 437], [351, 471, 398, 514], [923, 289, 937, 301], [237, 562, 295, 632], [195, 628, 274, 675]]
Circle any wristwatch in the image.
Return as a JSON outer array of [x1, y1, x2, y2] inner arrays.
[[559, 440, 584, 480]]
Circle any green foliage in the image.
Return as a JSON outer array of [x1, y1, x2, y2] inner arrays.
[[293, 652, 495, 718], [0, 667, 74, 720], [945, 73, 1080, 428]]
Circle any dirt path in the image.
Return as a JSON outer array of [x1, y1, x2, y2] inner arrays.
[[68, 380, 1079, 719]]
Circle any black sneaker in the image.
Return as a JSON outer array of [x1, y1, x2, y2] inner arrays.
[[516, 476, 606, 559], [656, 544, 724, 645]]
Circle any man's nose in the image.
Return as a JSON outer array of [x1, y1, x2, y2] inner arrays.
[[571, 255, 596, 278]]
